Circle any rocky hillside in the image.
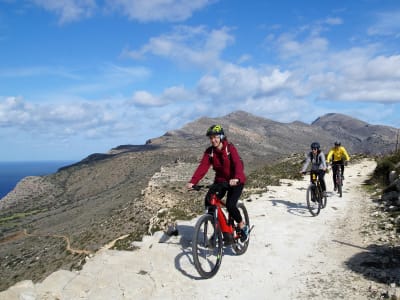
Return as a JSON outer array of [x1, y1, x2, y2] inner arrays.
[[312, 113, 397, 155], [0, 111, 398, 291]]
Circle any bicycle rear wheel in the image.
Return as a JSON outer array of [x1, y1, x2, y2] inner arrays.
[[306, 185, 321, 216], [192, 214, 223, 279], [232, 202, 250, 255]]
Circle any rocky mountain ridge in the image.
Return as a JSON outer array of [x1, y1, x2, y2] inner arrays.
[[0, 111, 398, 291]]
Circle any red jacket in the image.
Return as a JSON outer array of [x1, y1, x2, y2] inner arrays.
[[190, 140, 246, 185]]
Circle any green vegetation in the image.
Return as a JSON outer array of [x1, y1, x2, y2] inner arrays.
[[0, 210, 45, 224], [367, 151, 400, 188], [243, 154, 304, 198], [364, 150, 400, 241]]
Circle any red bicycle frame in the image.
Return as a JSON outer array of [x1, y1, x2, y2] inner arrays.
[[209, 193, 235, 235]]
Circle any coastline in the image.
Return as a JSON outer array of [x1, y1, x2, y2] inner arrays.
[[0, 161, 75, 199]]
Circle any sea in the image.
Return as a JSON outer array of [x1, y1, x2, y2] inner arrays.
[[0, 161, 75, 199]]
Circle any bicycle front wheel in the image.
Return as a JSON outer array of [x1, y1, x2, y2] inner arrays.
[[306, 185, 321, 216], [321, 191, 327, 208], [232, 202, 250, 255], [192, 214, 223, 279], [337, 176, 342, 197]]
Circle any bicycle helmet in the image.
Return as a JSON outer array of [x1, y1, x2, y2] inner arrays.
[[334, 141, 341, 146], [206, 124, 225, 137], [311, 142, 320, 150]]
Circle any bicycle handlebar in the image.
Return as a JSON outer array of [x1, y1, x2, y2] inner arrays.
[[192, 185, 204, 191], [191, 182, 230, 191]]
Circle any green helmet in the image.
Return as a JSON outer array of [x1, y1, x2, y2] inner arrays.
[[206, 124, 225, 137]]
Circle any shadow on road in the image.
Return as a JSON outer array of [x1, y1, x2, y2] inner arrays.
[[336, 241, 400, 285], [270, 199, 311, 217], [167, 222, 251, 280]]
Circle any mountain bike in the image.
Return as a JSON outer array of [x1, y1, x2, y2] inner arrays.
[[332, 163, 344, 197], [191, 182, 252, 279], [304, 171, 327, 216]]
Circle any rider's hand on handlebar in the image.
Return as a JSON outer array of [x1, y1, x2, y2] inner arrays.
[[186, 182, 194, 190]]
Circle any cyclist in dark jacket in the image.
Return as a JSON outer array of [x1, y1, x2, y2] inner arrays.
[[300, 142, 327, 196], [186, 124, 249, 242]]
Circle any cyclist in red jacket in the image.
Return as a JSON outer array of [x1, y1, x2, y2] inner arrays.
[[186, 124, 249, 242]]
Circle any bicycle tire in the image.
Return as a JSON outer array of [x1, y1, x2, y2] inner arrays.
[[306, 185, 321, 216], [232, 202, 250, 255], [192, 214, 223, 279], [319, 184, 327, 208], [321, 191, 327, 208], [335, 166, 343, 198], [337, 177, 342, 197]]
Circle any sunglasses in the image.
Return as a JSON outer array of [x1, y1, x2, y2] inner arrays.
[[312, 148, 318, 150]]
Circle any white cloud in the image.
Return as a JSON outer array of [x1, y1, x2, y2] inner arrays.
[[107, 0, 217, 22], [32, 0, 97, 24], [259, 69, 291, 94], [28, 0, 216, 24], [325, 17, 343, 25], [131, 91, 164, 107], [0, 96, 127, 139], [367, 10, 400, 37], [123, 26, 234, 69], [268, 24, 400, 104]]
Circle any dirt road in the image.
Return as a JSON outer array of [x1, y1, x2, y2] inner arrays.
[[1, 159, 383, 299]]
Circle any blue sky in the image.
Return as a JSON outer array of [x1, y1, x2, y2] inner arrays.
[[1, 0, 399, 162]]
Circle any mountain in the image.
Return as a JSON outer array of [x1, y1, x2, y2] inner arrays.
[[0, 111, 398, 291], [313, 113, 398, 155]]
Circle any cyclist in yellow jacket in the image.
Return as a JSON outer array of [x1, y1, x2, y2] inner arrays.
[[326, 141, 350, 191]]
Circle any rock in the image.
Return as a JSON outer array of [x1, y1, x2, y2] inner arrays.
[[389, 171, 398, 184], [382, 191, 399, 203]]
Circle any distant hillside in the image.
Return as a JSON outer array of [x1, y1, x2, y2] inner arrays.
[[147, 111, 398, 170], [0, 110, 398, 291], [312, 113, 397, 155]]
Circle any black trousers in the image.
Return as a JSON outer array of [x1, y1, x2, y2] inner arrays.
[[205, 184, 244, 224], [332, 161, 344, 187]]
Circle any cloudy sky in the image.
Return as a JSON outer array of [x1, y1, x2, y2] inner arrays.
[[1, 0, 399, 162]]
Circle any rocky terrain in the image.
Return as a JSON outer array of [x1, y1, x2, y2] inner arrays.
[[0, 111, 399, 292]]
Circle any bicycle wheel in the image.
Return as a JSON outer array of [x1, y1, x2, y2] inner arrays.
[[192, 214, 223, 279], [321, 191, 327, 208], [319, 185, 327, 208], [336, 175, 342, 198], [306, 185, 321, 216], [232, 202, 250, 255]]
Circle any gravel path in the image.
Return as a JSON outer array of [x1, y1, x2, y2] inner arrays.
[[2, 158, 391, 300]]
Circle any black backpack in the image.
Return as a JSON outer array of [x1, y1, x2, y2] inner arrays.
[[309, 150, 321, 164]]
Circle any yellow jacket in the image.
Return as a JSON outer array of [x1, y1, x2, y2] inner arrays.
[[327, 146, 350, 162]]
